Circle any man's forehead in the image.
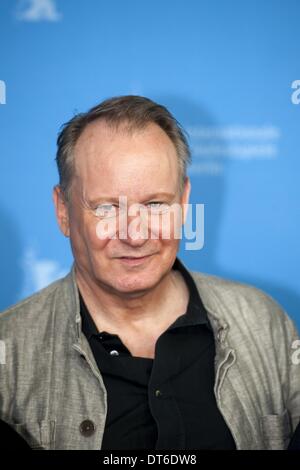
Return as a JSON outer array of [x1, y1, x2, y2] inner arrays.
[[72, 119, 180, 198], [75, 119, 168, 148], [76, 135, 177, 172], [74, 119, 178, 161], [85, 191, 177, 205]]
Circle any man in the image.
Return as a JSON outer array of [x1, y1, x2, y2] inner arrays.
[[0, 95, 299, 450]]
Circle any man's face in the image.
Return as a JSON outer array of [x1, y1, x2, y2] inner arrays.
[[54, 120, 190, 297]]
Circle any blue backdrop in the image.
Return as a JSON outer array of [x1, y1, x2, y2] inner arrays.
[[1, 0, 300, 329]]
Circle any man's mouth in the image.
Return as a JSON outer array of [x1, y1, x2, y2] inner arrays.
[[120, 256, 148, 259], [118, 254, 153, 265]]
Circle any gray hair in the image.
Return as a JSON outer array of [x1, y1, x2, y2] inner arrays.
[[55, 95, 191, 201]]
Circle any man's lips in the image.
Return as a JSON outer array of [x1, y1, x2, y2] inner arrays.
[[117, 254, 153, 265], [119, 255, 150, 259]]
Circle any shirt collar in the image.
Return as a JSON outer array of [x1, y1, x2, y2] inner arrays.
[[170, 257, 211, 330], [80, 256, 211, 340]]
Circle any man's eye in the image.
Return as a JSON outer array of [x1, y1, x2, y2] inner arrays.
[[94, 204, 117, 217], [147, 202, 170, 213]]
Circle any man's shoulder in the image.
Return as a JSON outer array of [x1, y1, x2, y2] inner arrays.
[[188, 269, 294, 333], [190, 269, 275, 306], [0, 273, 71, 329]]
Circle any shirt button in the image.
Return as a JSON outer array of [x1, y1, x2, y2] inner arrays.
[[155, 389, 162, 397], [79, 420, 95, 437], [110, 350, 119, 356]]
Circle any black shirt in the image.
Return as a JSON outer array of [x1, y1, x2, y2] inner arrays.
[[288, 420, 300, 450], [80, 257, 236, 450], [0, 420, 31, 450]]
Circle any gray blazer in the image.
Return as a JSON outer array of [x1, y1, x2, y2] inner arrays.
[[0, 260, 299, 450]]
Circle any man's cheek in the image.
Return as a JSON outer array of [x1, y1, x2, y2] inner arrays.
[[149, 211, 182, 241], [95, 218, 118, 241]]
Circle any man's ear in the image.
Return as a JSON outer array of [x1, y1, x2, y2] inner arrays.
[[181, 177, 191, 225], [53, 185, 70, 237]]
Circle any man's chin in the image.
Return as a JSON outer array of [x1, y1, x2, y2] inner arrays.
[[103, 272, 161, 298], [114, 279, 157, 297]]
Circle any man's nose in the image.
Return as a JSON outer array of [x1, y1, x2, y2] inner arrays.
[[119, 212, 149, 246]]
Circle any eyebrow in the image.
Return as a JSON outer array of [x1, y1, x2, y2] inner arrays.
[[88, 192, 176, 205]]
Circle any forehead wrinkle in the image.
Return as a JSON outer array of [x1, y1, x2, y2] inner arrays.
[[85, 191, 177, 207]]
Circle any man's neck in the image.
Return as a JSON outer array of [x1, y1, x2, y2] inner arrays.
[[75, 264, 189, 335]]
